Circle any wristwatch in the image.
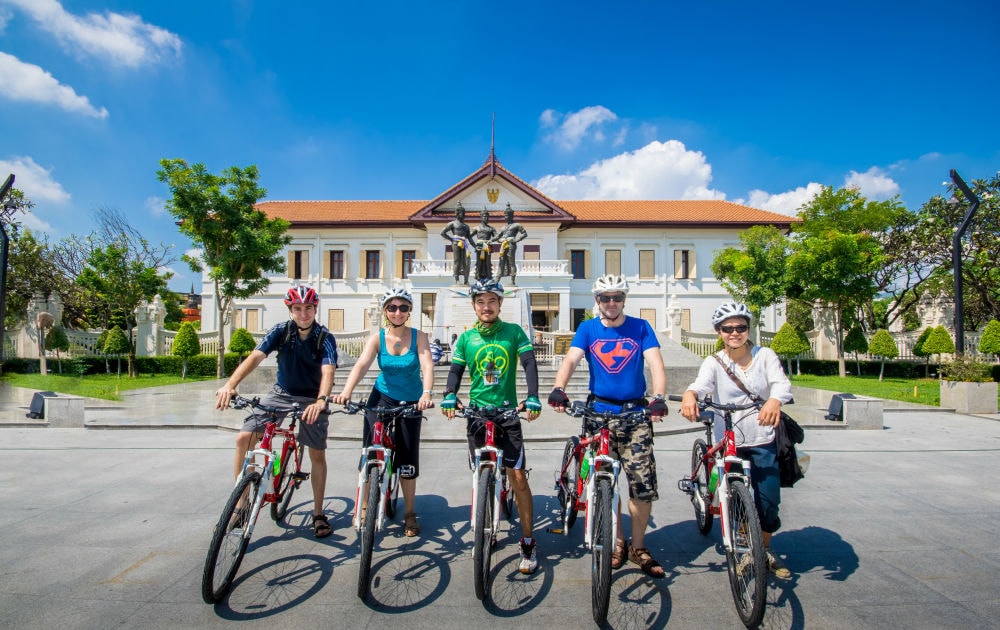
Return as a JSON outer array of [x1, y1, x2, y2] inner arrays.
[[317, 395, 329, 403]]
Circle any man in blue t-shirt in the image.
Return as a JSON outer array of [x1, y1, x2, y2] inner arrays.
[[216, 285, 339, 538], [548, 274, 668, 578]]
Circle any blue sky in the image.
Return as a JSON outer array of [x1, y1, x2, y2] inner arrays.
[[1, 0, 998, 293]]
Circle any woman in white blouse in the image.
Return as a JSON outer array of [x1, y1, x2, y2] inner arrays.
[[679, 301, 794, 579]]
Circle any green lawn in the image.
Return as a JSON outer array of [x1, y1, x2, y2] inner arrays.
[[1, 372, 215, 401], [790, 373, 942, 406]]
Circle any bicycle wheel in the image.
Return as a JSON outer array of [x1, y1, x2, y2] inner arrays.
[[202, 471, 260, 604], [557, 437, 580, 530], [725, 480, 766, 628], [385, 468, 400, 519], [271, 441, 304, 522], [472, 468, 496, 601], [357, 466, 380, 600], [591, 476, 613, 624], [691, 439, 714, 534]]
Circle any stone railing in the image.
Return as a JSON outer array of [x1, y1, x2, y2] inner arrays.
[[409, 258, 569, 278]]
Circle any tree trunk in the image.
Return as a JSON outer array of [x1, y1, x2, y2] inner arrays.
[[879, 359, 885, 381]]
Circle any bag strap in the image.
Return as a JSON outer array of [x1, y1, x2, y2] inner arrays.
[[713, 354, 763, 402]]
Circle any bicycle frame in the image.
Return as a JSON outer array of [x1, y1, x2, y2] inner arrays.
[[582, 429, 620, 550], [466, 407, 517, 537], [353, 412, 397, 533]]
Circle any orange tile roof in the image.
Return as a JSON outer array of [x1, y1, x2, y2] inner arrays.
[[257, 198, 799, 228]]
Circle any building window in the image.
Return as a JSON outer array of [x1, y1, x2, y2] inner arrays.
[[571, 308, 588, 332], [421, 293, 435, 319], [365, 250, 381, 279], [401, 250, 416, 279], [605, 249, 621, 276], [288, 249, 308, 279], [325, 250, 344, 279], [523, 245, 540, 261], [245, 308, 260, 332], [674, 249, 696, 279], [639, 250, 655, 279], [639, 308, 656, 330], [570, 250, 586, 279], [327, 309, 344, 332]]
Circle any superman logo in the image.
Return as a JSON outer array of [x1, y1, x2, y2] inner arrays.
[[589, 338, 639, 374]]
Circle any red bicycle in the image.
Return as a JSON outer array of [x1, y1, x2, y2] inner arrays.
[[670, 394, 766, 628], [201, 395, 308, 604], [553, 400, 648, 624], [460, 405, 519, 601]]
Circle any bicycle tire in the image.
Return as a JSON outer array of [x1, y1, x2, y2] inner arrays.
[[385, 468, 400, 519], [357, 466, 380, 600], [472, 468, 495, 601], [558, 437, 580, 530], [691, 439, 714, 535], [202, 471, 260, 604], [591, 476, 614, 624], [725, 480, 767, 628], [271, 441, 303, 522]]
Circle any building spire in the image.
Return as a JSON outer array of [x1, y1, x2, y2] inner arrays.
[[489, 112, 496, 177]]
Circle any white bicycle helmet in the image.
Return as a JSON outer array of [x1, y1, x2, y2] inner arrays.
[[711, 301, 753, 328], [380, 287, 413, 309], [469, 278, 505, 298], [592, 274, 629, 295]]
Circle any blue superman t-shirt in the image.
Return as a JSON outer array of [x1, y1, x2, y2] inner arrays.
[[571, 316, 659, 401]]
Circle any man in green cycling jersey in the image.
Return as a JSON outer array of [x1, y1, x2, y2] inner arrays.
[[440, 279, 543, 574]]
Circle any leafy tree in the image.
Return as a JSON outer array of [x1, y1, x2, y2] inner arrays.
[[4, 229, 79, 330], [711, 225, 790, 334], [868, 329, 898, 381], [158, 159, 289, 377], [103, 325, 131, 377], [45, 326, 70, 374], [923, 325, 956, 375], [978, 319, 1000, 363], [75, 242, 171, 376], [228, 328, 256, 363], [786, 186, 894, 377], [912, 326, 934, 377], [171, 322, 201, 379], [770, 322, 810, 375], [843, 326, 869, 376]]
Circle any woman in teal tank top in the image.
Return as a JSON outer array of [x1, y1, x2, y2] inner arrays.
[[334, 288, 435, 537]]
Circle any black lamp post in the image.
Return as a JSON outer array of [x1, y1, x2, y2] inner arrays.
[[0, 173, 16, 372], [949, 169, 980, 356]]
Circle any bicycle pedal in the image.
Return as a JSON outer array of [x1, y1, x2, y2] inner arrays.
[[291, 472, 310, 481], [677, 479, 696, 495]]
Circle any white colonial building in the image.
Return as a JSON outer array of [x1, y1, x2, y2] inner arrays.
[[200, 151, 798, 346]]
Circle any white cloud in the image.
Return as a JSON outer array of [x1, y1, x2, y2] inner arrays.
[[0, 155, 71, 204], [0, 51, 108, 118], [844, 167, 900, 199], [145, 195, 166, 217], [14, 211, 53, 233], [1, 0, 181, 68], [533, 140, 726, 200], [540, 106, 619, 151], [740, 183, 824, 216]]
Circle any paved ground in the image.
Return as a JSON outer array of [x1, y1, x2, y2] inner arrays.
[[1, 380, 999, 629]]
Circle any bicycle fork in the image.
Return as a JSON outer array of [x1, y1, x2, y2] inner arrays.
[[235, 447, 274, 539], [584, 456, 621, 551], [355, 446, 390, 532], [470, 446, 504, 538], [718, 455, 752, 553]]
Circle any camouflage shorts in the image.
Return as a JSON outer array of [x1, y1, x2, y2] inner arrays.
[[608, 422, 659, 502]]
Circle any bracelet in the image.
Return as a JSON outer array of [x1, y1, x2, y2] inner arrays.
[[423, 390, 432, 395]]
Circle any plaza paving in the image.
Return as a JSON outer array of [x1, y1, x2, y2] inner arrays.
[[1, 379, 999, 629]]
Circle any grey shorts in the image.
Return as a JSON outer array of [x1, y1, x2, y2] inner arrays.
[[239, 385, 329, 450]]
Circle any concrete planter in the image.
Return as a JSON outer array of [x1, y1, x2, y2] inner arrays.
[[940, 380, 999, 414]]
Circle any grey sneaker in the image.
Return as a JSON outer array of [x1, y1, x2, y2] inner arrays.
[[766, 550, 791, 579], [518, 539, 538, 574]]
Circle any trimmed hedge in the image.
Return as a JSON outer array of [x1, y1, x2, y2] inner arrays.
[[1, 354, 243, 377]]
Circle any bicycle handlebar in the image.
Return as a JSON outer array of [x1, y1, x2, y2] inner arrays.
[[667, 394, 761, 414], [459, 405, 523, 423], [565, 400, 649, 428], [230, 394, 303, 418]]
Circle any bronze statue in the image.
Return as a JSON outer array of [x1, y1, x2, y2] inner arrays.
[[494, 203, 528, 285], [470, 208, 498, 282], [440, 203, 471, 284]]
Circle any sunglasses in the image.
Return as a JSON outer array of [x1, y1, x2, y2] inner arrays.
[[598, 294, 625, 303], [719, 324, 749, 334], [385, 304, 411, 313]]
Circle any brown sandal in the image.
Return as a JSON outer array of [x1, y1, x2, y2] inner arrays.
[[404, 512, 420, 537], [629, 546, 665, 579], [312, 513, 332, 538], [611, 539, 628, 570]]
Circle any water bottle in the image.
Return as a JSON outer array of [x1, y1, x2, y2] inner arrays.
[[708, 464, 719, 493], [272, 451, 281, 477], [580, 448, 592, 480]]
